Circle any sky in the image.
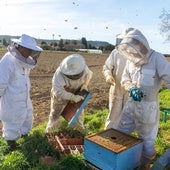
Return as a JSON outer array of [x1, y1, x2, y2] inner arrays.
[[0, 0, 170, 54]]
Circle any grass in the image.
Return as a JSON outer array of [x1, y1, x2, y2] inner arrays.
[[1, 89, 170, 169]]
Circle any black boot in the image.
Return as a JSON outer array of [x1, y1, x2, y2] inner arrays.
[[7, 140, 18, 150]]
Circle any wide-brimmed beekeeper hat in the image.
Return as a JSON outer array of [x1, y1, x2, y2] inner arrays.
[[11, 34, 43, 51], [60, 54, 86, 75]]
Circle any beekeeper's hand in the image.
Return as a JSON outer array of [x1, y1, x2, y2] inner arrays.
[[71, 95, 84, 103], [106, 75, 115, 85], [80, 85, 88, 92]]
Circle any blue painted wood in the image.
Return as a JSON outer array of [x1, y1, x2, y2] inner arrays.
[[69, 92, 92, 126], [84, 129, 143, 170]]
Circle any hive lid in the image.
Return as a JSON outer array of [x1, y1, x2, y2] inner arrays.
[[61, 90, 92, 126], [85, 128, 143, 153]]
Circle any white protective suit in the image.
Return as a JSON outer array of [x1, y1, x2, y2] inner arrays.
[[46, 59, 93, 133], [103, 28, 135, 129], [103, 49, 128, 129], [0, 46, 37, 140], [116, 29, 170, 167]]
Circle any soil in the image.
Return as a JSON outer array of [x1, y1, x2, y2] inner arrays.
[[39, 156, 56, 165], [0, 50, 110, 134]]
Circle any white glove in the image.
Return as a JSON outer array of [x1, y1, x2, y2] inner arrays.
[[71, 95, 84, 103], [80, 85, 88, 92], [106, 75, 115, 85]]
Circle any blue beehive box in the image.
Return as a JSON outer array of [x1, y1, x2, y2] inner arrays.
[[84, 129, 143, 170]]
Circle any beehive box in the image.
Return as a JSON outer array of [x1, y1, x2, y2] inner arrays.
[[84, 129, 143, 170], [46, 130, 84, 155], [61, 90, 92, 126]]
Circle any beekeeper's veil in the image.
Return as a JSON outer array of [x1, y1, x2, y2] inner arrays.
[[116, 29, 152, 66], [115, 27, 135, 46]]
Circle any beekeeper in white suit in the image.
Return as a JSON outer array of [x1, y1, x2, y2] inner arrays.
[[103, 28, 134, 129], [46, 54, 93, 133], [0, 34, 43, 150], [116, 29, 170, 170]]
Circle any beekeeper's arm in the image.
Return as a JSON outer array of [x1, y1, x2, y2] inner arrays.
[[80, 66, 93, 91], [0, 56, 12, 97], [155, 53, 170, 88], [102, 50, 115, 85], [121, 61, 143, 102], [51, 71, 84, 103], [121, 61, 135, 91]]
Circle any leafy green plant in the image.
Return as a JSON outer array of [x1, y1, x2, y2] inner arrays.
[[57, 154, 91, 170], [159, 88, 170, 111], [20, 127, 60, 166], [0, 138, 8, 166], [1, 151, 30, 170], [84, 109, 108, 134]]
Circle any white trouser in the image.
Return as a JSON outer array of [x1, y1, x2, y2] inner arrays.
[[2, 108, 33, 140], [105, 85, 128, 129], [117, 99, 159, 165]]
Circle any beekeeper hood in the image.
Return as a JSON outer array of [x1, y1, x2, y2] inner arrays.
[[60, 54, 86, 80], [10, 34, 43, 64], [115, 27, 135, 46], [116, 29, 152, 66]]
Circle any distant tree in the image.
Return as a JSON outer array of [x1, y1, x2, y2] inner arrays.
[[88, 44, 96, 49], [88, 44, 92, 49], [58, 39, 64, 50], [53, 42, 58, 47], [99, 44, 115, 51], [49, 42, 58, 50], [106, 44, 115, 51], [65, 41, 70, 45], [41, 41, 47, 45], [71, 40, 77, 45], [81, 37, 87, 49], [3, 38, 8, 46], [99, 46, 104, 51], [41, 42, 52, 50], [159, 9, 170, 41]]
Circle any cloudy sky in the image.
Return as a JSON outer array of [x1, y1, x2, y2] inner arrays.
[[0, 0, 170, 54]]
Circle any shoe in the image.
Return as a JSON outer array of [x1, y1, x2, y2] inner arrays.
[[7, 140, 19, 151]]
